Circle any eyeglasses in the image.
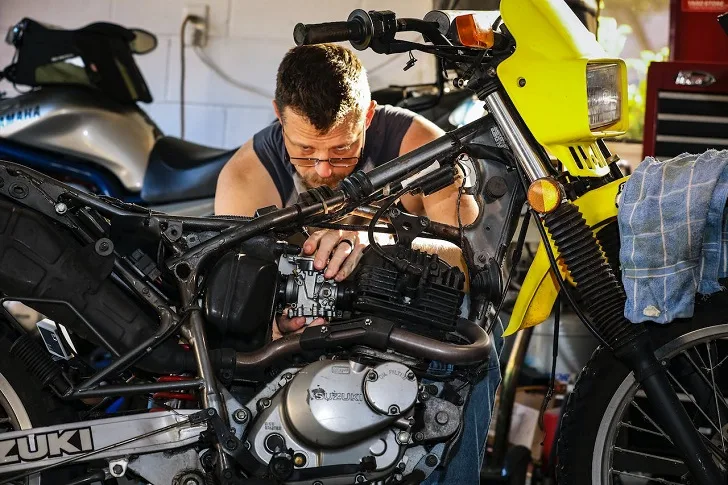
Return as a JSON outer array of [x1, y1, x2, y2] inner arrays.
[[288, 155, 360, 168], [283, 122, 366, 168]]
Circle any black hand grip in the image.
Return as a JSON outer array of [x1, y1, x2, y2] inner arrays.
[[293, 21, 362, 46]]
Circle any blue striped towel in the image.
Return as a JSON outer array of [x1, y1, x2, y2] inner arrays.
[[618, 149, 728, 324]]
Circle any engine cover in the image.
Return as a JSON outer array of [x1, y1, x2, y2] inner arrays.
[[245, 360, 418, 476], [284, 360, 418, 448]]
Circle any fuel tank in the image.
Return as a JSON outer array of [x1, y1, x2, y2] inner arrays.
[[0, 86, 161, 191]]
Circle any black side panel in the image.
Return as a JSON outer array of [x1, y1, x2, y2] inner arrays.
[[0, 200, 183, 372]]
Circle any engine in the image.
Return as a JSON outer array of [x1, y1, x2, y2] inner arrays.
[[242, 358, 461, 484], [203, 243, 467, 351], [276, 246, 467, 330]]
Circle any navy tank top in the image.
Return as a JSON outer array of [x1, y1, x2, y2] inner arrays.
[[253, 105, 416, 205]]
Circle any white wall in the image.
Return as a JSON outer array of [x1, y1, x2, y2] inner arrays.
[[0, 0, 436, 149]]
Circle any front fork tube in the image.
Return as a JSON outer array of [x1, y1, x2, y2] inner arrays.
[[615, 334, 725, 484]]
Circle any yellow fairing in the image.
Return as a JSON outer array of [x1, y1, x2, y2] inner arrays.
[[504, 177, 627, 336], [497, 0, 629, 178]]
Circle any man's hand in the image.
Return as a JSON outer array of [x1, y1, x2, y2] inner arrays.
[[303, 229, 366, 282], [272, 314, 326, 340]]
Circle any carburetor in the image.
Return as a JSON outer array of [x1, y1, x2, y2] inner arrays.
[[276, 256, 352, 320]]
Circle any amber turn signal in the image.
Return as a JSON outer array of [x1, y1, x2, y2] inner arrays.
[[455, 14, 495, 49], [527, 178, 563, 214]]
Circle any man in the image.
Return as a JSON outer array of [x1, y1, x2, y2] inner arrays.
[[216, 43, 479, 334], [215, 43, 500, 484]]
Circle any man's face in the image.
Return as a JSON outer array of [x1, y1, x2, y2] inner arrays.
[[277, 103, 375, 189]]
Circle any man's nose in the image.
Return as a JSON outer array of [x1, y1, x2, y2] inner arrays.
[[315, 160, 333, 178]]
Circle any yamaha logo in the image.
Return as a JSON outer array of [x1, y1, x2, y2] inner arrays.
[[0, 427, 94, 464]]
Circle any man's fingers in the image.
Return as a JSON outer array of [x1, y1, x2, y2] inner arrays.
[[335, 243, 366, 281], [308, 317, 326, 328], [325, 239, 354, 279], [277, 315, 306, 334], [314, 231, 341, 270], [303, 230, 330, 255]]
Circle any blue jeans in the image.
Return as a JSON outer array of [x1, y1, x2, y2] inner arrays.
[[422, 318, 504, 485]]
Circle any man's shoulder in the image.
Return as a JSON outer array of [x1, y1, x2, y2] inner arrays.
[[374, 104, 419, 122]]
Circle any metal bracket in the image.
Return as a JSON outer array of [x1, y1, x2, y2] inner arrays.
[[388, 208, 428, 247]]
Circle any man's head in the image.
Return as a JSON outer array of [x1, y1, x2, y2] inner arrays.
[[274, 44, 376, 189]]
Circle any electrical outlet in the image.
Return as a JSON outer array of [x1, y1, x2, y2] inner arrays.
[[182, 4, 209, 47]]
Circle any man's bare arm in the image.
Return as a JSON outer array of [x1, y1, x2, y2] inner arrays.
[[398, 117, 479, 226], [214, 139, 282, 216]]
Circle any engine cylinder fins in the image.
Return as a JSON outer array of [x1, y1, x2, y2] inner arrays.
[[542, 202, 645, 346]]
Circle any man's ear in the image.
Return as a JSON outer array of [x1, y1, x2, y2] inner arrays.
[[364, 100, 377, 129], [273, 100, 282, 122]]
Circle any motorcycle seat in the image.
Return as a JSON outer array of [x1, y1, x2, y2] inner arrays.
[[141, 136, 237, 204]]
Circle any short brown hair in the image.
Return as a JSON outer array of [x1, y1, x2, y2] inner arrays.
[[275, 44, 370, 132]]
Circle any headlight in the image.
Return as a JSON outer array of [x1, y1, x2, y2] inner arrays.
[[586, 63, 622, 131]]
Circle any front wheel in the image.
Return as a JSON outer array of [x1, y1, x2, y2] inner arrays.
[[557, 295, 728, 484]]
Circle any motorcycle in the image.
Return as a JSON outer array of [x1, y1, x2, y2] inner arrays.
[[0, 18, 236, 216], [0, 3, 725, 485]]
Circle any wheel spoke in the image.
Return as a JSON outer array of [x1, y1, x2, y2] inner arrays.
[[611, 470, 685, 485], [629, 400, 674, 444], [619, 421, 670, 438], [613, 446, 684, 465], [665, 368, 724, 437], [681, 350, 728, 417], [706, 341, 727, 453]]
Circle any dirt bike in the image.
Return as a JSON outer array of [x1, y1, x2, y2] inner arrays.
[[0, 2, 725, 485]]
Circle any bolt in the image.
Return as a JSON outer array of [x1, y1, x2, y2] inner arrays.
[[406, 371, 415, 381], [478, 254, 487, 262], [518, 77, 526, 87], [425, 454, 438, 467], [320, 326, 328, 334], [389, 208, 401, 218], [233, 408, 249, 423], [419, 391, 430, 401], [367, 371, 378, 381], [184, 479, 200, 485], [99, 241, 109, 251], [427, 384, 439, 395], [397, 431, 410, 444], [55, 202, 68, 214], [394, 473, 404, 482], [226, 439, 238, 450], [112, 464, 123, 475], [141, 287, 150, 295], [224, 470, 233, 479], [398, 461, 406, 470], [661, 360, 668, 366], [313, 482, 324, 485], [414, 432, 425, 442], [293, 452, 307, 467], [364, 318, 372, 326], [419, 217, 429, 227], [355, 474, 366, 483], [244, 440, 251, 450], [283, 372, 293, 380], [389, 405, 400, 415], [260, 398, 271, 408], [487, 66, 497, 77], [207, 408, 215, 416], [435, 411, 449, 425]]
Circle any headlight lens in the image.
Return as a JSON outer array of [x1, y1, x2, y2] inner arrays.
[[586, 63, 622, 130]]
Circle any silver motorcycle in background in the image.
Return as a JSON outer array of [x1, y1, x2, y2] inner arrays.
[[0, 18, 236, 216]]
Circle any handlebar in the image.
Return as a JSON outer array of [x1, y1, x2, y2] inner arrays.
[[294, 9, 449, 52], [293, 20, 365, 46]]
